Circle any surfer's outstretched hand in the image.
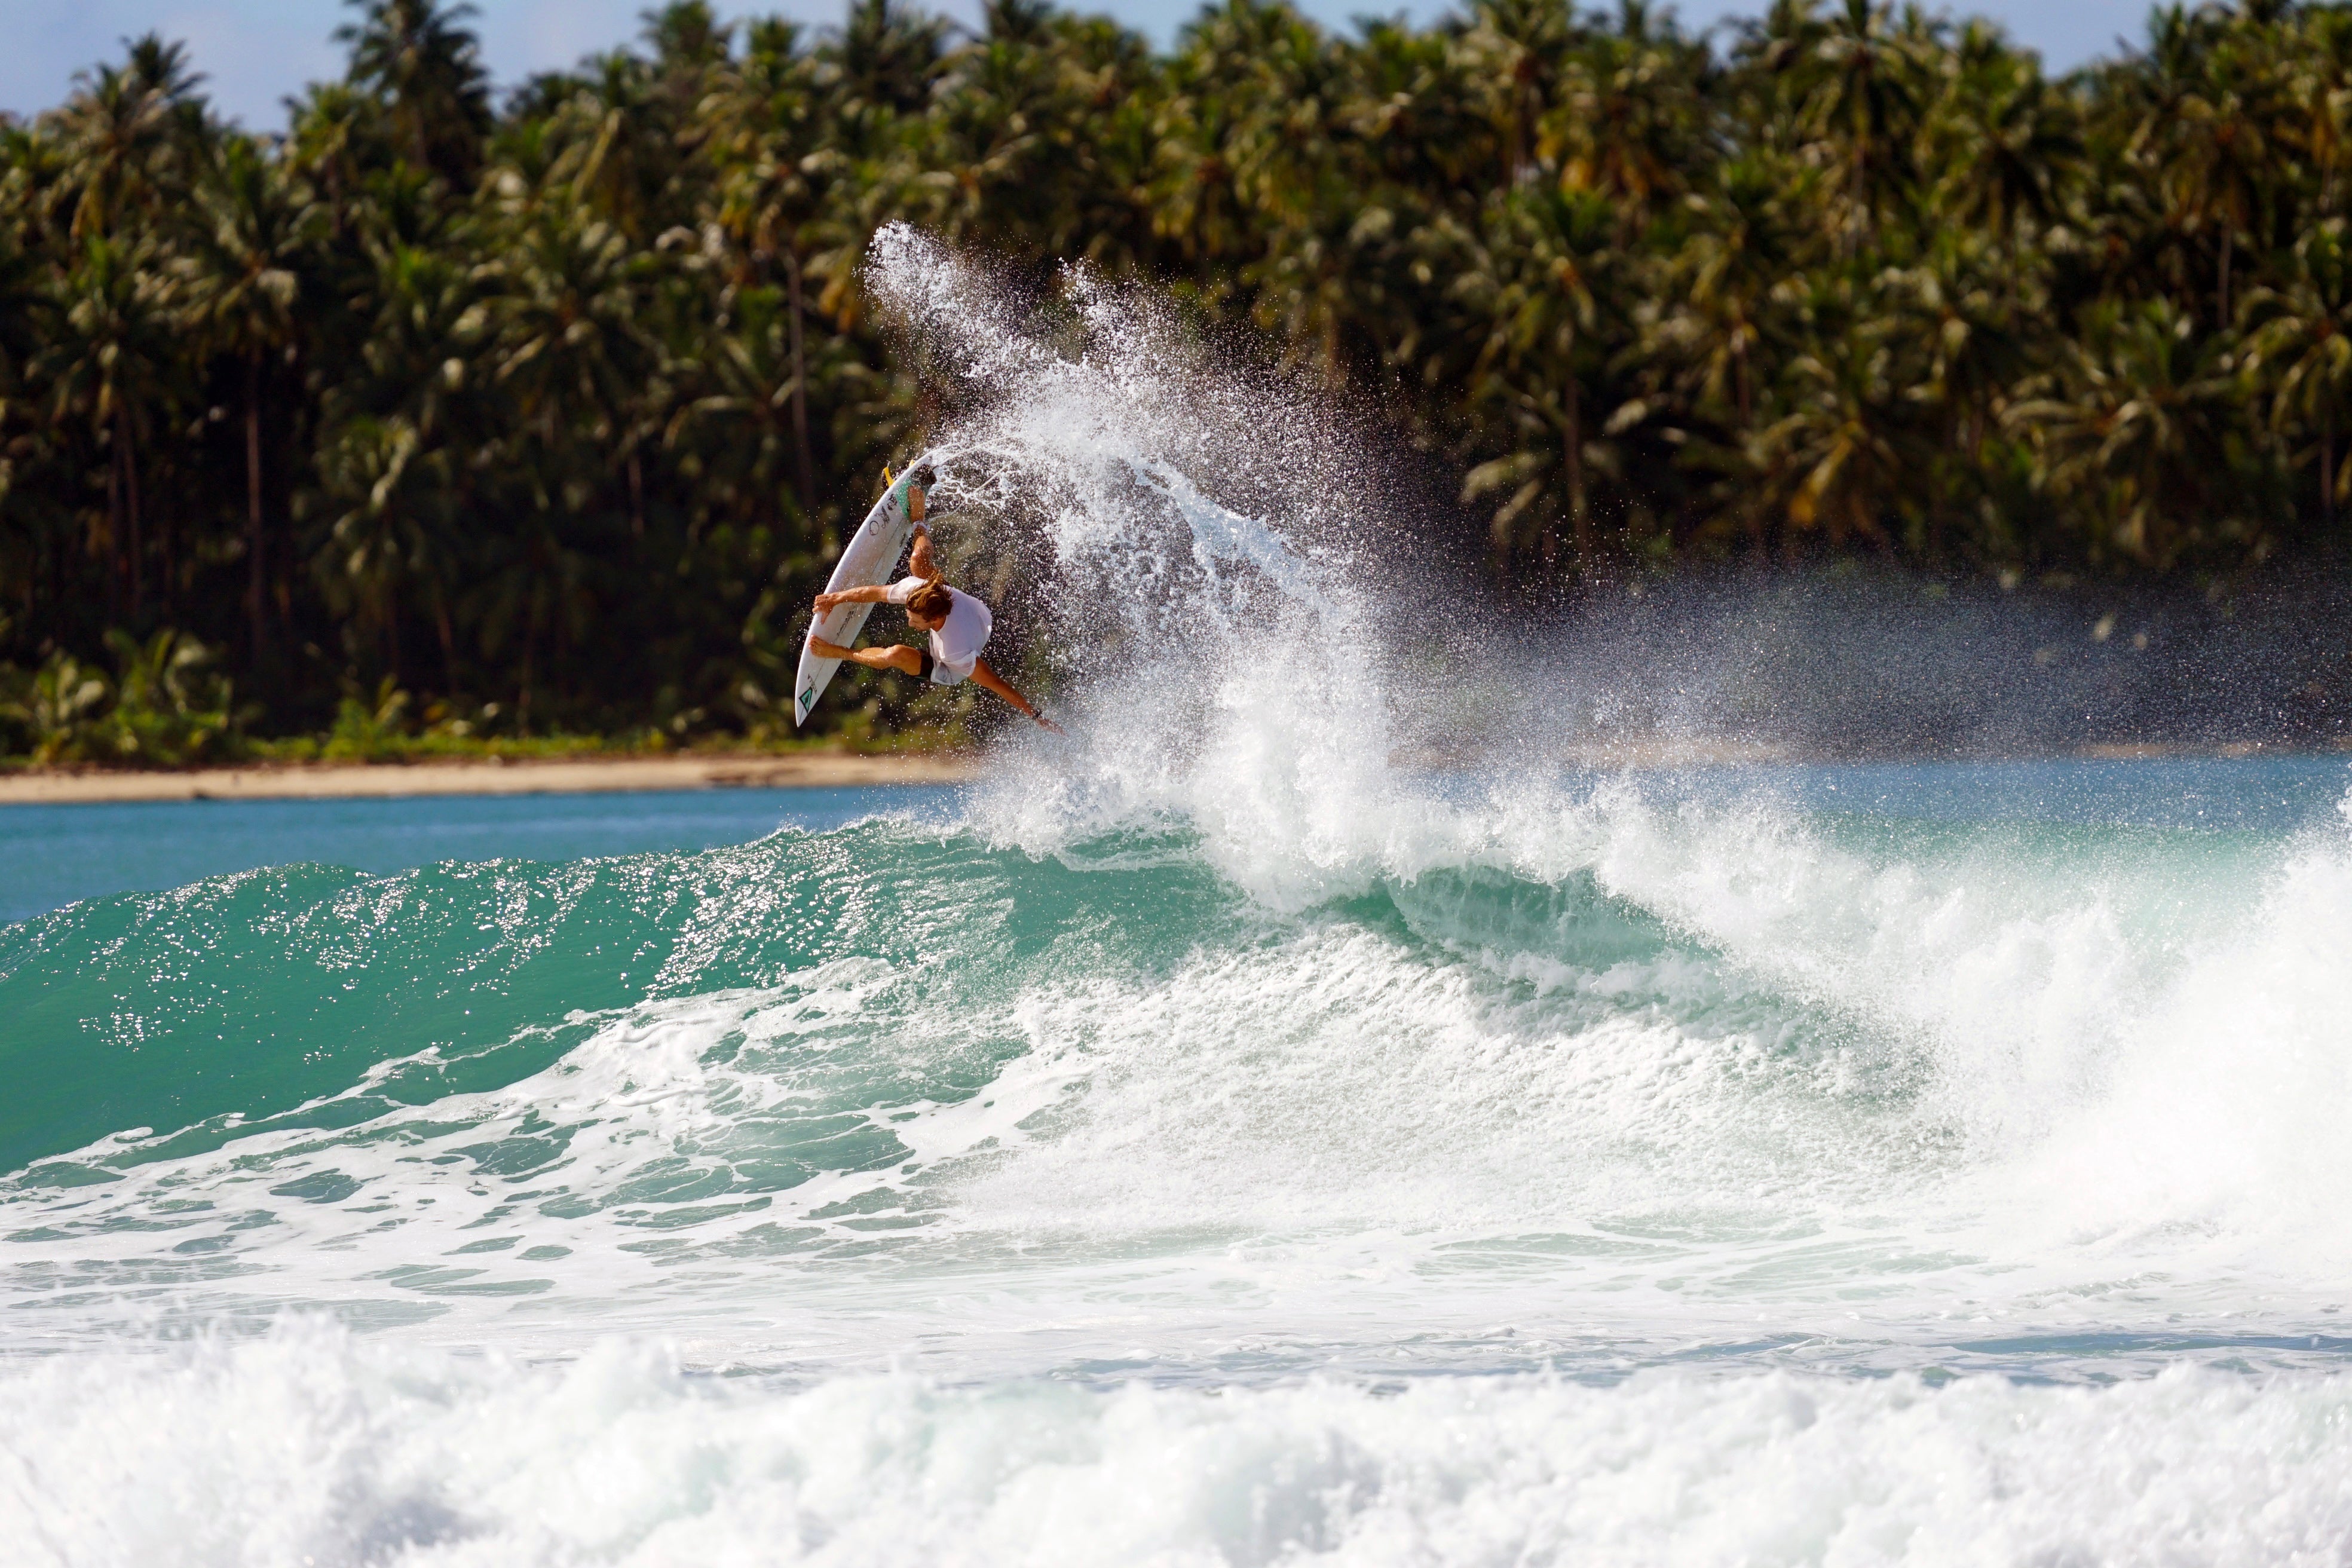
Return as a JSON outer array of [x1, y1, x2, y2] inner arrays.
[[1034, 712, 1068, 736]]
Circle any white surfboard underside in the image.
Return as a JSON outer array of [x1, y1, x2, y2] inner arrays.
[[793, 456, 937, 727]]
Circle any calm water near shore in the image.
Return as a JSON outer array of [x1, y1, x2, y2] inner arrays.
[[0, 785, 968, 923]]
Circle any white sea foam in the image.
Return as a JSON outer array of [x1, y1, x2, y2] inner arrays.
[[10, 1321, 2352, 1567]]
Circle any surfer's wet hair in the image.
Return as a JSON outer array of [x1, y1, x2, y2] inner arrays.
[[906, 581, 953, 621]]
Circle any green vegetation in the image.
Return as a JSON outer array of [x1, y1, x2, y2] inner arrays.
[[0, 0, 2347, 764]]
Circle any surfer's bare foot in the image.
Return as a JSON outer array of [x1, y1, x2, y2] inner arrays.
[[808, 635, 852, 659]]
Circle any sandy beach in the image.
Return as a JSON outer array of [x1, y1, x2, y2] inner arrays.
[[0, 751, 980, 806]]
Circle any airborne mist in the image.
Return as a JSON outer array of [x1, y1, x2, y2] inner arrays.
[[865, 229, 2352, 772]]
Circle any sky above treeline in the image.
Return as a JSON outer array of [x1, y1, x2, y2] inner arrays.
[[7, 0, 2151, 129]]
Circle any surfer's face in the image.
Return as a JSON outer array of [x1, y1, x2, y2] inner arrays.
[[906, 607, 943, 632]]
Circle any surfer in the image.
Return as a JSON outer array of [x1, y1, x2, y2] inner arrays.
[[807, 479, 1063, 731]]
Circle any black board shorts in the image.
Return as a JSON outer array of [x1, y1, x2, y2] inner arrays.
[[912, 648, 972, 686]]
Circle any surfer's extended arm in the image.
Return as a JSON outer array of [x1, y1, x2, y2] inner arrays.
[[812, 584, 894, 612], [807, 636, 924, 673], [972, 658, 1064, 733]]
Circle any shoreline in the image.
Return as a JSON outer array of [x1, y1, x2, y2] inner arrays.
[[2, 738, 2341, 807], [0, 751, 981, 806]]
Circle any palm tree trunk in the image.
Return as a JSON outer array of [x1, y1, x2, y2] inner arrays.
[[434, 589, 458, 693], [118, 405, 142, 623], [2325, 405, 2336, 530], [785, 247, 816, 507], [1567, 375, 1590, 581], [1848, 149, 1866, 258], [159, 463, 175, 618], [105, 434, 122, 627], [246, 351, 267, 664], [518, 635, 534, 736]]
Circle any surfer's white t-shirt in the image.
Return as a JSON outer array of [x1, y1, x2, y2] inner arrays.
[[887, 577, 992, 684]]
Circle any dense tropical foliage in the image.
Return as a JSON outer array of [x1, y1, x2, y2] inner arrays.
[[1, 0, 2348, 759]]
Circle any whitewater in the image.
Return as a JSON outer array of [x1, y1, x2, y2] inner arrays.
[[6, 229, 2352, 1566]]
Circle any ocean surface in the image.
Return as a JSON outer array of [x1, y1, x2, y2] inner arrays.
[[7, 755, 2351, 1564], [9, 234, 2352, 1564], [0, 786, 967, 926]]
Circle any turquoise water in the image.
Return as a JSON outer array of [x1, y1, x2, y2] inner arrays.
[[5, 755, 2345, 1371], [5, 752, 2350, 1567], [8, 234, 2352, 1566], [0, 785, 965, 923]]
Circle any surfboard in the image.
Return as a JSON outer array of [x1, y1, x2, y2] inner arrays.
[[792, 457, 938, 728]]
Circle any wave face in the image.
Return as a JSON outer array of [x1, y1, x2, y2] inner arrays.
[[8, 234, 2352, 1563], [8, 771, 2350, 1367]]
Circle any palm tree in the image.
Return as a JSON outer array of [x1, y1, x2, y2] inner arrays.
[[644, 1, 734, 72], [2288, 5, 2352, 214], [678, 283, 817, 533], [828, 0, 952, 124], [480, 189, 661, 480], [312, 235, 485, 684], [1454, 185, 1619, 577], [2245, 220, 2352, 530], [311, 414, 458, 684], [1460, 0, 1581, 181], [180, 135, 311, 662], [47, 35, 207, 243], [1928, 20, 2081, 246], [1544, 1, 1712, 230], [0, 186, 50, 393], [2008, 296, 2268, 568], [35, 237, 178, 624], [1649, 151, 1812, 430], [1797, 0, 1933, 247], [470, 183, 664, 708], [284, 82, 388, 236], [708, 21, 828, 506], [336, 0, 494, 182], [1680, 256, 1928, 562], [2167, 39, 2283, 328]]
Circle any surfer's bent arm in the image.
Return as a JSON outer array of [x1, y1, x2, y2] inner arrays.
[[901, 477, 941, 577], [905, 525, 937, 582]]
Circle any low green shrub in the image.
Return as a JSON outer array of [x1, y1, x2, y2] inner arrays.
[[0, 632, 243, 768]]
